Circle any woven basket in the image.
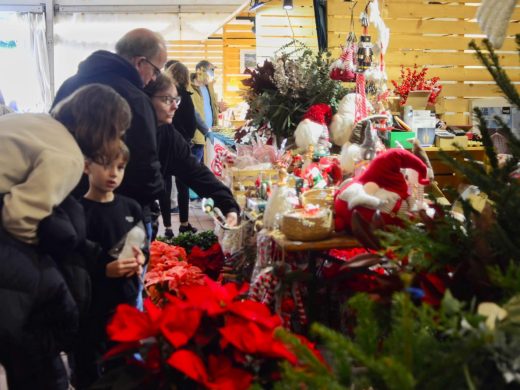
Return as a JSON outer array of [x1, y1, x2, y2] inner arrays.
[[301, 187, 336, 209], [281, 209, 333, 241]]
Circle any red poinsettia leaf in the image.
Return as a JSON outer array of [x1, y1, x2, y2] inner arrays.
[[206, 355, 253, 390], [107, 304, 158, 342], [180, 278, 240, 316], [103, 341, 141, 360], [219, 322, 259, 353], [160, 303, 202, 348], [294, 335, 328, 367], [268, 341, 298, 365], [227, 301, 281, 329], [220, 320, 296, 363], [143, 298, 162, 323], [167, 350, 209, 385]]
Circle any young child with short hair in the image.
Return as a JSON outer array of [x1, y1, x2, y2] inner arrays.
[[74, 141, 147, 388]]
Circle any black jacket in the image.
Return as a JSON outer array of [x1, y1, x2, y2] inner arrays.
[[0, 195, 82, 389], [157, 124, 239, 216], [173, 86, 197, 141], [52, 50, 163, 207]]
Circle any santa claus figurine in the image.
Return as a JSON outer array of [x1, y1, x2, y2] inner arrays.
[[294, 103, 333, 156], [334, 148, 430, 232]]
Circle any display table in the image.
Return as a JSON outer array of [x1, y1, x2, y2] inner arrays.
[[267, 230, 361, 325], [270, 230, 360, 252]]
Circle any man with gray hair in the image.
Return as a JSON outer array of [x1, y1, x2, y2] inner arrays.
[[52, 28, 167, 230]]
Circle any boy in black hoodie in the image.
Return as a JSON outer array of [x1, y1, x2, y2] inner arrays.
[[74, 142, 146, 389]]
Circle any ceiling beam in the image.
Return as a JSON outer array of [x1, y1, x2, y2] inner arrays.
[[55, 4, 240, 13]]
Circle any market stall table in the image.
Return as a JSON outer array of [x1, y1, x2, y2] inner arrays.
[[269, 230, 361, 326]]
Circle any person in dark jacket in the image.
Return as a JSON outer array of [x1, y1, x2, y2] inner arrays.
[[0, 84, 131, 389], [75, 141, 146, 389], [164, 61, 204, 236], [52, 28, 168, 235], [144, 73, 240, 228]]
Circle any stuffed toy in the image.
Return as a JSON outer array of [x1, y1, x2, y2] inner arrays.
[[334, 148, 430, 232], [339, 114, 389, 175], [329, 93, 374, 146], [294, 103, 333, 155]]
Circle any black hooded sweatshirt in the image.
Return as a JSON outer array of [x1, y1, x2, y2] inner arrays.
[[52, 50, 164, 208]]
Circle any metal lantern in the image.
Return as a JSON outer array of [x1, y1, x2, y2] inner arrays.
[[356, 35, 373, 73]]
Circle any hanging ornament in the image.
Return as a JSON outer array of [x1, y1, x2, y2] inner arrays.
[[329, 33, 357, 82], [356, 8, 373, 73], [329, 2, 358, 82], [356, 35, 374, 73]]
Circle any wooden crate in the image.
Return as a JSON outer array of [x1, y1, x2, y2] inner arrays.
[[424, 146, 486, 196]]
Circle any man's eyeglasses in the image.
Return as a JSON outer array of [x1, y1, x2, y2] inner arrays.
[[142, 57, 161, 77], [155, 95, 182, 105]]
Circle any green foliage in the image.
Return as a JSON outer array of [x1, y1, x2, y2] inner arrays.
[[241, 40, 351, 142], [378, 211, 472, 272], [277, 293, 511, 389], [488, 262, 520, 300], [157, 230, 217, 253]]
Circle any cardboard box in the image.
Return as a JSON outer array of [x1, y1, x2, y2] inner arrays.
[[435, 135, 469, 148], [406, 90, 431, 110], [386, 131, 415, 149]]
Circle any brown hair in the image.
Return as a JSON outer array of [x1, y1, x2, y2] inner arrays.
[[166, 62, 190, 89], [143, 72, 175, 97], [86, 140, 130, 166], [114, 140, 130, 164], [51, 84, 131, 165]]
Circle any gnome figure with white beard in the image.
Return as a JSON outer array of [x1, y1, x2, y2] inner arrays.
[[334, 149, 430, 232], [294, 103, 333, 156]]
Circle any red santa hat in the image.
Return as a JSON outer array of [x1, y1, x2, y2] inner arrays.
[[357, 149, 430, 199], [302, 103, 333, 126]]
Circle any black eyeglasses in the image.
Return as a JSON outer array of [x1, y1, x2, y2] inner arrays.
[[154, 95, 182, 105], [141, 57, 161, 77]]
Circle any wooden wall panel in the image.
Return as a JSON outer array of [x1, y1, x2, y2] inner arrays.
[[255, 0, 318, 63], [166, 38, 225, 99], [223, 21, 256, 107], [328, 0, 520, 125]]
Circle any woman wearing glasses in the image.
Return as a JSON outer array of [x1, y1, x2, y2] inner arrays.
[[144, 73, 239, 238]]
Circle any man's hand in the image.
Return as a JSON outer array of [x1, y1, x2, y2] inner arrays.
[[225, 212, 238, 227]]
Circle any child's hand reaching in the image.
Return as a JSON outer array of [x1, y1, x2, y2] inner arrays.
[[106, 246, 145, 278]]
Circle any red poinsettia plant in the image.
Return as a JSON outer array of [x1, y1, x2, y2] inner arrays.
[[102, 278, 323, 389], [391, 64, 442, 106], [144, 241, 206, 306]]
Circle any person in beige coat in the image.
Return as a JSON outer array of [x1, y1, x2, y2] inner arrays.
[[189, 60, 227, 164], [0, 83, 131, 389]]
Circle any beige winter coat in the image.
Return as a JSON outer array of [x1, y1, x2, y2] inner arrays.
[[0, 113, 83, 244]]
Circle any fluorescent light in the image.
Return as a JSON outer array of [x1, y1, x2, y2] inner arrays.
[[283, 0, 293, 10], [249, 0, 265, 12]]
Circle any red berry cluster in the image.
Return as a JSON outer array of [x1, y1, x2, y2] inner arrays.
[[391, 64, 442, 106]]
